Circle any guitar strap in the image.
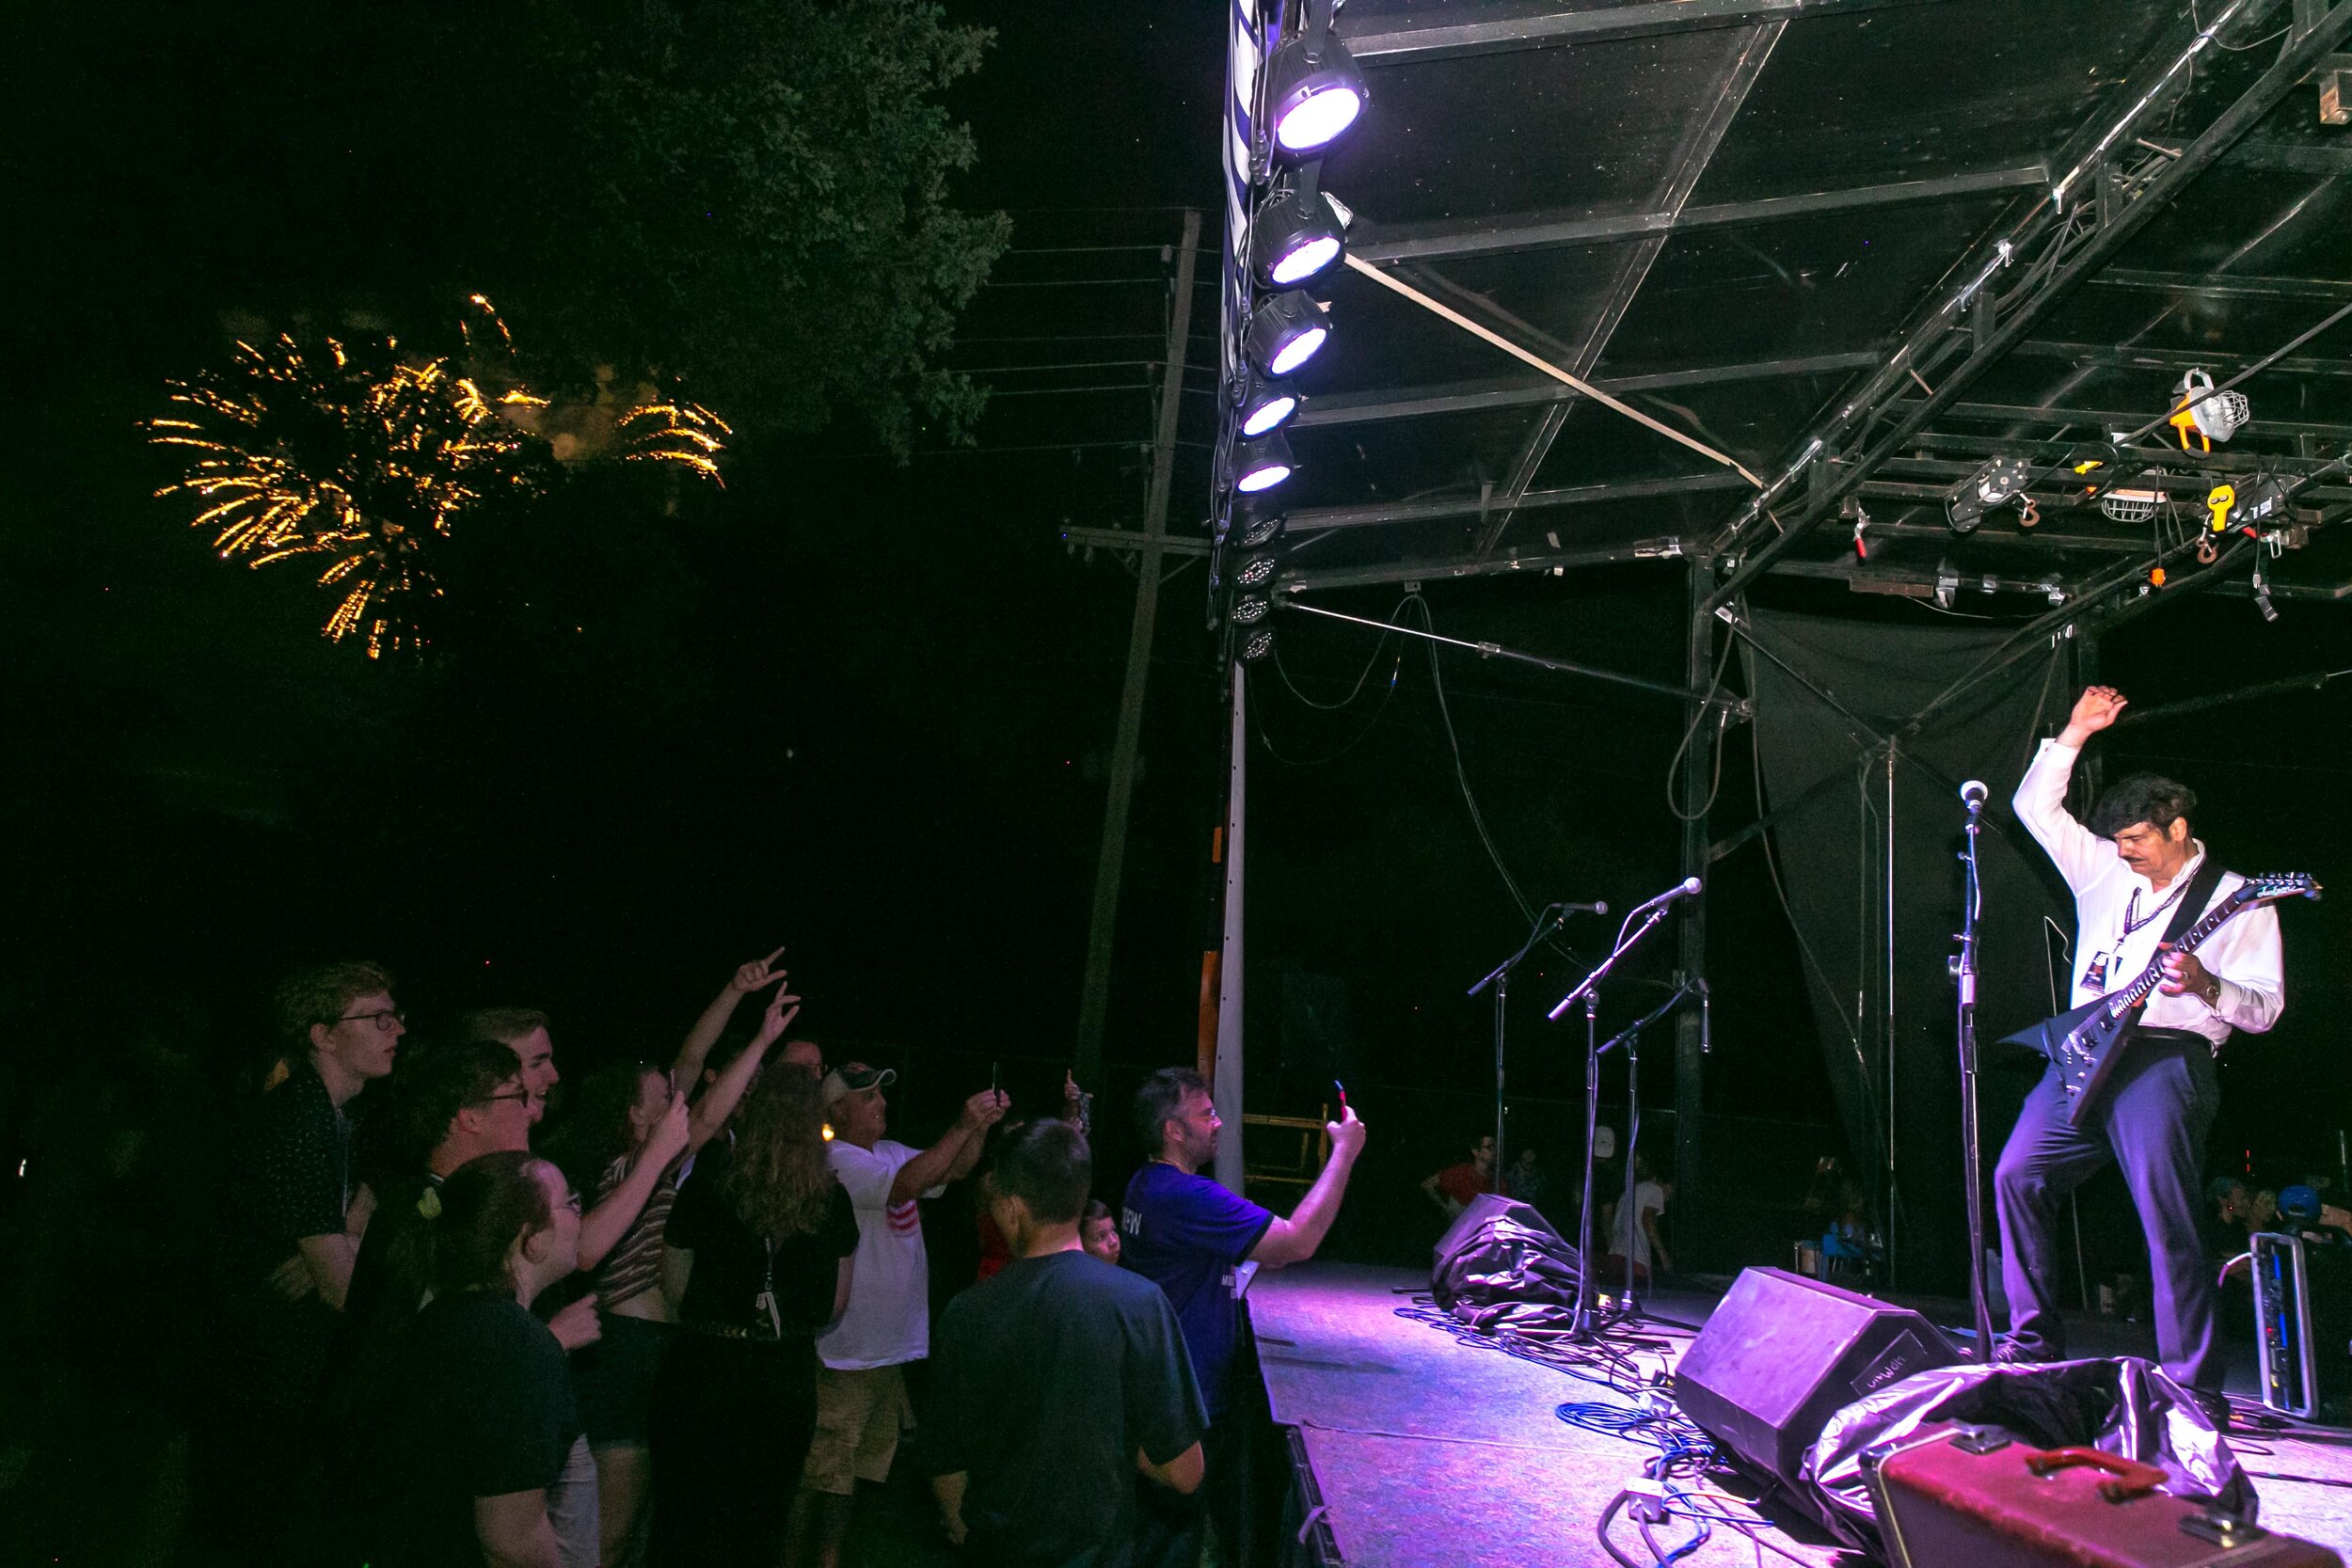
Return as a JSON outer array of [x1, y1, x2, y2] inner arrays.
[[2153, 854, 2231, 956]]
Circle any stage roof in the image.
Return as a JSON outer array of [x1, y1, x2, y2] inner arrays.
[[1221, 0, 2352, 613]]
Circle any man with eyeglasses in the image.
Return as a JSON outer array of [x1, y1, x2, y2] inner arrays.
[[337, 1039, 538, 1370], [196, 959, 404, 1563]]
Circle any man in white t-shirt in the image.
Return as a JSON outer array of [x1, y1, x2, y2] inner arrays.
[[786, 1063, 1007, 1568]]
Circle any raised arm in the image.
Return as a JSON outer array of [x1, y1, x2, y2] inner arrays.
[[2012, 687, 2128, 893], [670, 947, 788, 1088], [578, 1095, 692, 1271], [474, 1490, 561, 1568], [689, 987, 799, 1150], [886, 1090, 1009, 1208], [1250, 1107, 1366, 1268]]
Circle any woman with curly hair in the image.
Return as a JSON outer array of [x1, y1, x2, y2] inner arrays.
[[648, 1066, 858, 1567]]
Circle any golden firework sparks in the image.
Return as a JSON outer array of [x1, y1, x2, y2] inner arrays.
[[146, 298, 728, 657]]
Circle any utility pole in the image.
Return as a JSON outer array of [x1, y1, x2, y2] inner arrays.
[[1075, 208, 1202, 1085]]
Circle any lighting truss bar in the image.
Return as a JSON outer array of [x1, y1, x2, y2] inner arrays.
[[2224, 136, 2352, 174], [1276, 536, 1686, 593], [1705, 0, 2352, 609], [1295, 351, 1883, 429], [1341, 0, 1953, 66], [1288, 471, 1751, 532], [1893, 398, 2352, 443], [1352, 165, 2047, 264], [2090, 268, 2352, 303], [1060, 525, 1212, 557], [2005, 339, 2352, 380]]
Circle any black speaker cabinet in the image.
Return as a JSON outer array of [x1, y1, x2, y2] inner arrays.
[[1432, 1193, 1556, 1273], [1677, 1267, 1957, 1487]]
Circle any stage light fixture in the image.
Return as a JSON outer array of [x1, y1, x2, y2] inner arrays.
[[1236, 372, 1300, 438], [1231, 431, 1295, 494], [1945, 454, 2035, 534], [2169, 368, 2249, 451], [1229, 592, 1273, 626], [1233, 509, 1285, 550], [1232, 549, 1281, 591], [1251, 164, 1345, 289], [1246, 291, 1331, 378], [1238, 625, 1277, 662], [1265, 5, 1366, 156]]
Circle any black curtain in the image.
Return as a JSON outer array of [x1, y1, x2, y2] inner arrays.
[[1743, 610, 2074, 1295]]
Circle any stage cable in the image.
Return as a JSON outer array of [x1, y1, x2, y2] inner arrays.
[[1663, 626, 1739, 822]]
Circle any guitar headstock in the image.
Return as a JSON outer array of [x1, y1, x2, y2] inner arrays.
[[2239, 872, 2321, 904]]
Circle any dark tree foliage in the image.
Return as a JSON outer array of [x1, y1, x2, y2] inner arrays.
[[26, 0, 1008, 453]]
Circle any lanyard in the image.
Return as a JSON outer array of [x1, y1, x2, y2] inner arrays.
[[2120, 878, 2187, 940]]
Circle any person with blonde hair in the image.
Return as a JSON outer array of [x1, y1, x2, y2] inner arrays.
[[649, 1068, 858, 1568]]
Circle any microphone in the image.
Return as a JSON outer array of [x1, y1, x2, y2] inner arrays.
[[1960, 779, 1989, 810], [1698, 980, 1711, 1055], [1557, 900, 1610, 915], [1639, 876, 1703, 910]]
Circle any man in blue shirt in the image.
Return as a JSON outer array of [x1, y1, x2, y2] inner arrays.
[[1121, 1068, 1365, 1566]]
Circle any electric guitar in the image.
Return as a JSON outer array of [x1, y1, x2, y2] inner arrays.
[[2002, 872, 2319, 1126]]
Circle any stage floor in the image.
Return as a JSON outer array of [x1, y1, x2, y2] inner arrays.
[[1248, 1262, 2352, 1568]]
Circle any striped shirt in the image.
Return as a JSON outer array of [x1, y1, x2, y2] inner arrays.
[[594, 1150, 677, 1310]]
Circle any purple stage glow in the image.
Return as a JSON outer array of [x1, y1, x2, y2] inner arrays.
[[1235, 459, 1293, 493], [1240, 391, 1298, 436], [1268, 233, 1342, 286], [1275, 86, 1362, 153], [1268, 326, 1327, 375]]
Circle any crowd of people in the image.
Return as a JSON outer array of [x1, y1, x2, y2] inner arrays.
[[194, 953, 1371, 1568]]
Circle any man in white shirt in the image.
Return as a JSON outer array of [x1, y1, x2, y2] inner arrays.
[[786, 1063, 1007, 1568], [1994, 685, 2283, 1392]]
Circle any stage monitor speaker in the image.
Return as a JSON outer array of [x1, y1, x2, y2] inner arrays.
[[1677, 1267, 1957, 1489], [1433, 1193, 1555, 1273]]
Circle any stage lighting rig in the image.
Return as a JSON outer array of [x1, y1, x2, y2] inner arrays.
[[1252, 162, 1345, 289], [1265, 0, 1366, 157], [2168, 368, 2249, 452], [1238, 624, 1277, 661], [1230, 500, 1286, 549], [1945, 454, 2036, 534], [1230, 430, 1296, 494], [1231, 549, 1281, 592], [1235, 371, 1300, 438], [1246, 291, 1331, 377]]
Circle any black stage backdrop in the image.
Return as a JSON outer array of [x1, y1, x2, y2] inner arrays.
[[1744, 610, 2073, 1297]]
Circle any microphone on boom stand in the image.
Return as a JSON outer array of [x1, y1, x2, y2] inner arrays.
[[1960, 779, 1988, 811]]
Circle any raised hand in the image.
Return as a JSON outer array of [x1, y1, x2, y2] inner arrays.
[[754, 984, 804, 1045], [646, 1090, 693, 1164], [730, 946, 789, 994], [2062, 686, 2128, 743], [961, 1087, 1011, 1131], [1327, 1102, 1367, 1161]]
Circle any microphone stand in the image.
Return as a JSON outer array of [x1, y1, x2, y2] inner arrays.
[[1596, 981, 1703, 1322], [1468, 904, 1569, 1181], [1554, 899, 1679, 1338], [1954, 792, 1996, 1361]]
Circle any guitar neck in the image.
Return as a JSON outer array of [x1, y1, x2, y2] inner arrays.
[[2115, 892, 2247, 1008]]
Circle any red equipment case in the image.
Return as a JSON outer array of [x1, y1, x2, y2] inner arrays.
[[1863, 1424, 2342, 1568]]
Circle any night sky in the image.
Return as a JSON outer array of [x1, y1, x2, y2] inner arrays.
[[4, 3, 2345, 1284]]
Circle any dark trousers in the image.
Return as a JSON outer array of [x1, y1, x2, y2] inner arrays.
[[647, 1332, 818, 1568], [1993, 1032, 2220, 1388]]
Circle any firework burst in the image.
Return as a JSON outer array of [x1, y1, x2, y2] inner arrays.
[[147, 298, 728, 657]]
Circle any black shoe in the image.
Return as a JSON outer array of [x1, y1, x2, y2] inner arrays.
[[1991, 1337, 2058, 1366]]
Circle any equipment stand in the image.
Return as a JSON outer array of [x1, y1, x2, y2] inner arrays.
[[1955, 791, 1997, 1360], [1468, 907, 1562, 1175]]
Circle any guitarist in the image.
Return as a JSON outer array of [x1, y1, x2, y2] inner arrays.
[[1993, 684, 2283, 1396]]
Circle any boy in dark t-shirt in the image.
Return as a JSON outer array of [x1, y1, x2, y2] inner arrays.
[[930, 1122, 1205, 1568]]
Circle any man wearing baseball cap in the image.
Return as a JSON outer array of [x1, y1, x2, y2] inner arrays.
[[787, 1063, 1009, 1568]]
